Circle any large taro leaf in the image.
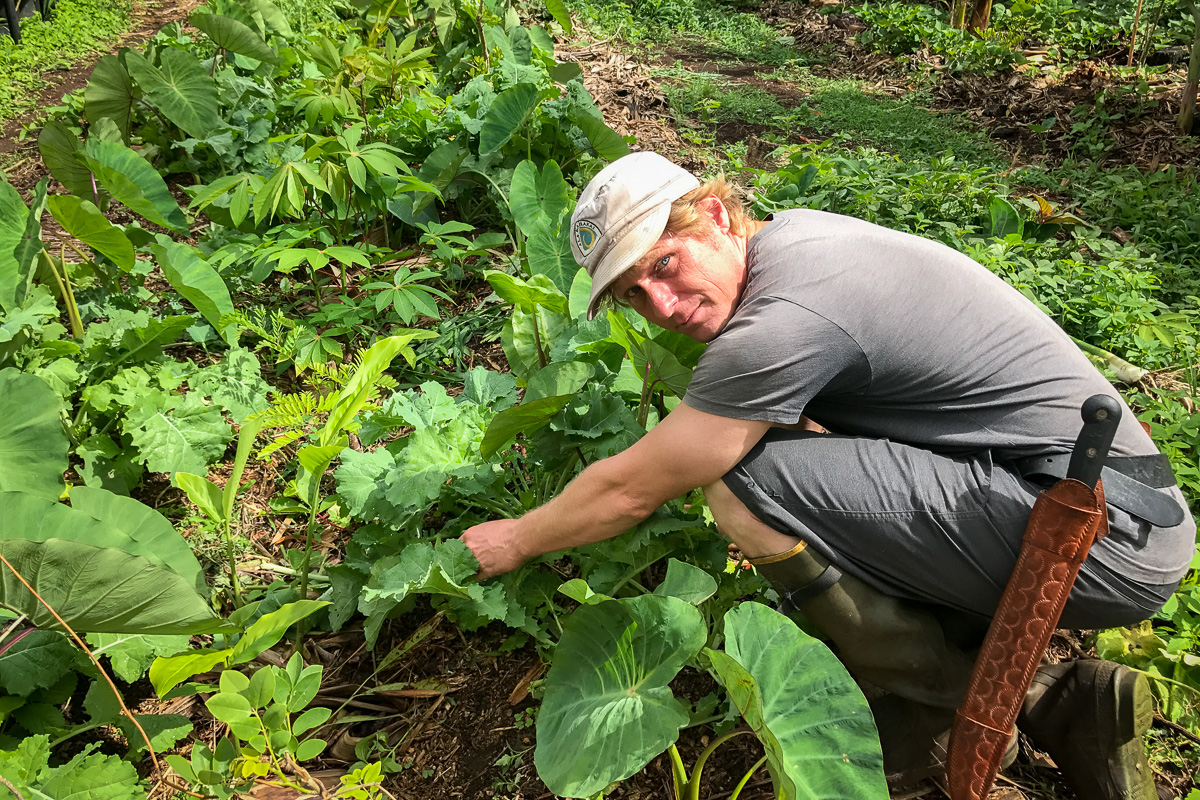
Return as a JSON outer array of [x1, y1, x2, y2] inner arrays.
[[479, 83, 540, 155], [2, 490, 198, 587], [150, 238, 234, 338], [78, 139, 187, 232], [124, 48, 221, 140], [535, 595, 706, 797], [527, 223, 574, 294], [508, 159, 569, 237], [710, 603, 887, 800], [47, 195, 134, 272], [189, 11, 279, 63], [84, 54, 135, 140], [0, 369, 68, 499], [572, 110, 630, 161], [37, 121, 94, 199], [0, 178, 29, 318], [7, 178, 49, 312], [69, 486, 207, 595], [0, 538, 225, 634]]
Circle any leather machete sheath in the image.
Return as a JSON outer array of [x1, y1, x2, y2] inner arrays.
[[946, 478, 1108, 800]]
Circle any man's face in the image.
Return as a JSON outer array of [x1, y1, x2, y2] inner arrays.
[[609, 212, 748, 343]]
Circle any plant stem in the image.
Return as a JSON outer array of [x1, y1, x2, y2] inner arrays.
[[224, 517, 244, 608], [0, 551, 162, 775], [667, 743, 688, 800], [687, 729, 753, 800], [729, 756, 768, 800]]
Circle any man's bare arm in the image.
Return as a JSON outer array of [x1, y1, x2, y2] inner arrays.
[[461, 402, 772, 578]]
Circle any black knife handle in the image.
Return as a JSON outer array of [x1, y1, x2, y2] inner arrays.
[[1066, 394, 1122, 489]]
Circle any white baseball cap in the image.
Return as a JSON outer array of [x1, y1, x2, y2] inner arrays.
[[570, 152, 700, 320]]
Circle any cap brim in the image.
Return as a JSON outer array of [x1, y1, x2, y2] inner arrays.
[[584, 202, 671, 320]]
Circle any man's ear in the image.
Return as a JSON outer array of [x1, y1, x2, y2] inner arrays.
[[698, 194, 731, 234]]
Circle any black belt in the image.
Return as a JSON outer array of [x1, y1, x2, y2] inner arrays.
[[1013, 453, 1186, 529]]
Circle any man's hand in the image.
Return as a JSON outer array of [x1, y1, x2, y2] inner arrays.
[[461, 518, 529, 580]]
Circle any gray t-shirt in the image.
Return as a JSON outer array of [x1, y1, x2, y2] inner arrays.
[[684, 209, 1193, 581]]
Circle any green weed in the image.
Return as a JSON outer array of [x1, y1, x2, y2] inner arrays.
[[0, 0, 132, 124], [574, 0, 803, 64], [798, 78, 1004, 166]]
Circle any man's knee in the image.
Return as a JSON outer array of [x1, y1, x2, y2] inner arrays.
[[702, 478, 762, 538]]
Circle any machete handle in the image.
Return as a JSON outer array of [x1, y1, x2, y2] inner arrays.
[[1066, 394, 1122, 489]]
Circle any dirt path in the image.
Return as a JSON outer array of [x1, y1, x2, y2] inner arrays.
[[0, 0, 202, 156]]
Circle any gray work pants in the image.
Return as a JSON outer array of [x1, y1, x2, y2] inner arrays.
[[722, 429, 1186, 629]]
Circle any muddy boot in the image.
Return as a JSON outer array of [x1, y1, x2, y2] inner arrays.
[[749, 543, 984, 788], [1019, 659, 1157, 800]]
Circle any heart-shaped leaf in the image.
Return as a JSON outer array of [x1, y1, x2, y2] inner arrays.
[[125, 48, 221, 140], [189, 11, 279, 63], [47, 195, 134, 272], [710, 602, 886, 800], [535, 595, 706, 797], [84, 55, 135, 140], [479, 83, 540, 155], [78, 139, 187, 232]]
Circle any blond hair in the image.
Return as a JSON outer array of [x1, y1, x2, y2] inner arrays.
[[663, 176, 752, 238]]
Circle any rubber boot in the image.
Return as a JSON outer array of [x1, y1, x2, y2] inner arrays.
[[749, 542, 974, 708], [1018, 659, 1157, 800], [749, 542, 1016, 788]]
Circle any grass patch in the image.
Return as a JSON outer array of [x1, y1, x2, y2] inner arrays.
[[0, 0, 133, 124], [574, 0, 804, 64], [661, 66, 1004, 167], [797, 78, 1005, 167], [661, 70, 787, 125]]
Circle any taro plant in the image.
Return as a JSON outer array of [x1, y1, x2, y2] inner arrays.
[[536, 572, 887, 799]]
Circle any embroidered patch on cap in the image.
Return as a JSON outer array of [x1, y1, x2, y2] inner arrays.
[[574, 220, 601, 255]]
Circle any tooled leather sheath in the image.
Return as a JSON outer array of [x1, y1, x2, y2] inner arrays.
[[946, 479, 1107, 800]]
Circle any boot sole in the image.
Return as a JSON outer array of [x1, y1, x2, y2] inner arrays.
[[1111, 664, 1157, 800]]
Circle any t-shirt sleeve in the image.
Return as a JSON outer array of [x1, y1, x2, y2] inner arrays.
[[683, 294, 870, 424]]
